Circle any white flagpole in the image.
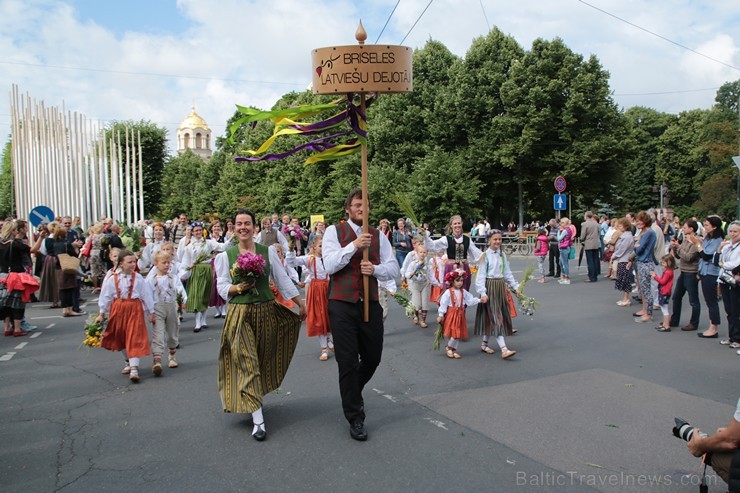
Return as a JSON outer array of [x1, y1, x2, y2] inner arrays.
[[138, 130, 144, 221]]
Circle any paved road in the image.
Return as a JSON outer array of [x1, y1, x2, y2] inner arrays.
[[1, 259, 736, 492]]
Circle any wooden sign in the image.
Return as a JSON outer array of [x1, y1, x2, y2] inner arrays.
[[311, 45, 413, 94]]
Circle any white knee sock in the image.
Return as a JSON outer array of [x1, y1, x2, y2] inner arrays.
[[448, 337, 458, 349], [327, 334, 334, 349], [129, 357, 140, 368], [252, 407, 265, 433], [201, 311, 207, 326], [318, 334, 327, 348], [495, 336, 506, 349], [220, 304, 228, 316], [482, 335, 490, 345]]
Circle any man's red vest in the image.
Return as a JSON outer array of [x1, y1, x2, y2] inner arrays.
[[328, 222, 380, 302]]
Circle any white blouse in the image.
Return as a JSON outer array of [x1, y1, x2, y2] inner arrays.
[[286, 252, 328, 283], [424, 233, 483, 264], [98, 272, 155, 315], [137, 239, 165, 271], [214, 245, 300, 302], [430, 255, 448, 285], [718, 241, 740, 282], [437, 288, 480, 317], [402, 258, 440, 286], [180, 238, 228, 280], [146, 272, 187, 305], [475, 248, 519, 296]]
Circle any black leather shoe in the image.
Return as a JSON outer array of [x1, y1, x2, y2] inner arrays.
[[252, 423, 266, 441], [193, 327, 201, 333], [349, 421, 367, 441]]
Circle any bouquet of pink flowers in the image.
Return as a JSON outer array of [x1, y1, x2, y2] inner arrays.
[[230, 252, 267, 296], [283, 225, 303, 239]]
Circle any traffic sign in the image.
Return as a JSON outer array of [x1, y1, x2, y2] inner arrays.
[[554, 176, 567, 193], [554, 194, 567, 211], [733, 156, 740, 167], [29, 205, 54, 227]]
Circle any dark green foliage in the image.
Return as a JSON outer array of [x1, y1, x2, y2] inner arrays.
[[0, 141, 13, 218]]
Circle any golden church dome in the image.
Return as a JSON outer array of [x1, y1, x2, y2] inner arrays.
[[178, 106, 209, 130]]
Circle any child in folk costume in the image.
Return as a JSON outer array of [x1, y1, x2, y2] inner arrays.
[[146, 242, 183, 322], [437, 269, 481, 359], [286, 235, 334, 360], [137, 222, 166, 273], [180, 222, 228, 333], [146, 251, 187, 372], [429, 250, 447, 304], [96, 250, 156, 382], [399, 236, 425, 280], [474, 231, 519, 359], [271, 243, 299, 309], [402, 245, 440, 328]]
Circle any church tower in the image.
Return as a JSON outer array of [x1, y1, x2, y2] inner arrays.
[[177, 106, 212, 159]]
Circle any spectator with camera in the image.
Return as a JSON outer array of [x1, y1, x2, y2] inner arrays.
[[684, 396, 740, 490]]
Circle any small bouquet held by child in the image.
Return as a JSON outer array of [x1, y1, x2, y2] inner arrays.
[[230, 251, 267, 296], [82, 313, 106, 348], [513, 264, 539, 317]]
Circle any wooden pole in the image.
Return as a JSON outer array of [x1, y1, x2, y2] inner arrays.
[[356, 23, 370, 322], [360, 92, 369, 322]]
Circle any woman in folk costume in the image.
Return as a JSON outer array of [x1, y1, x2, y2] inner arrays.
[[97, 250, 156, 382], [436, 269, 481, 359], [208, 221, 229, 319], [424, 215, 483, 291], [474, 231, 519, 359], [215, 210, 306, 441], [137, 222, 167, 273], [429, 249, 447, 304], [180, 222, 228, 332], [286, 234, 333, 360]]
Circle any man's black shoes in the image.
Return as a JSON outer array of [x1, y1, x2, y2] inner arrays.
[[350, 420, 367, 441]]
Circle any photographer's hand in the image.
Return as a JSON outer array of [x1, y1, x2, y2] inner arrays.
[[687, 430, 706, 457]]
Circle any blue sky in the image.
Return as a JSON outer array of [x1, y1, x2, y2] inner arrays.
[[1, 0, 738, 152]]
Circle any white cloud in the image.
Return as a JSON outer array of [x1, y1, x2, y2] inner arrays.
[[1, 0, 739, 152]]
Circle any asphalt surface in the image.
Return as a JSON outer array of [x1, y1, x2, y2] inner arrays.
[[1, 258, 737, 493]]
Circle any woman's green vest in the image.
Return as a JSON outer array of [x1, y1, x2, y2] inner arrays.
[[226, 243, 274, 304]]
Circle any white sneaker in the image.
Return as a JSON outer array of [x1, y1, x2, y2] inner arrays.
[[168, 354, 178, 368]]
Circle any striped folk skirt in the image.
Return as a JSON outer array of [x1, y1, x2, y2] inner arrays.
[[218, 301, 301, 414], [474, 278, 514, 338], [185, 263, 212, 313]]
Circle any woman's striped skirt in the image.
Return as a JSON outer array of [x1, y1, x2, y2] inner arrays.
[[185, 263, 212, 313], [218, 301, 300, 414], [474, 278, 514, 338]]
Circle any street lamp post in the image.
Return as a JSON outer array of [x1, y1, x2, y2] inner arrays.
[[734, 156, 740, 220]]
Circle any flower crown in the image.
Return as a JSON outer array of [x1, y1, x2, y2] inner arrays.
[[444, 269, 468, 286]]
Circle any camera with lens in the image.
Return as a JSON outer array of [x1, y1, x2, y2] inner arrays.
[[673, 417, 708, 442]]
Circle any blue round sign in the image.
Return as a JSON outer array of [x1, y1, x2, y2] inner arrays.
[[29, 205, 55, 227], [554, 176, 567, 193]]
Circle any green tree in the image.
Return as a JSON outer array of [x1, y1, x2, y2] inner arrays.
[[158, 150, 204, 219], [0, 141, 14, 218], [619, 107, 675, 213], [715, 79, 740, 115], [693, 171, 735, 218], [106, 121, 168, 216], [492, 37, 628, 222], [655, 109, 710, 212]]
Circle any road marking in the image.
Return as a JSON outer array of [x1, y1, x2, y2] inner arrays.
[[29, 316, 63, 320], [424, 418, 449, 430], [46, 323, 55, 329], [372, 388, 384, 394], [14, 342, 28, 349], [0, 352, 16, 361], [30, 332, 42, 338]]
